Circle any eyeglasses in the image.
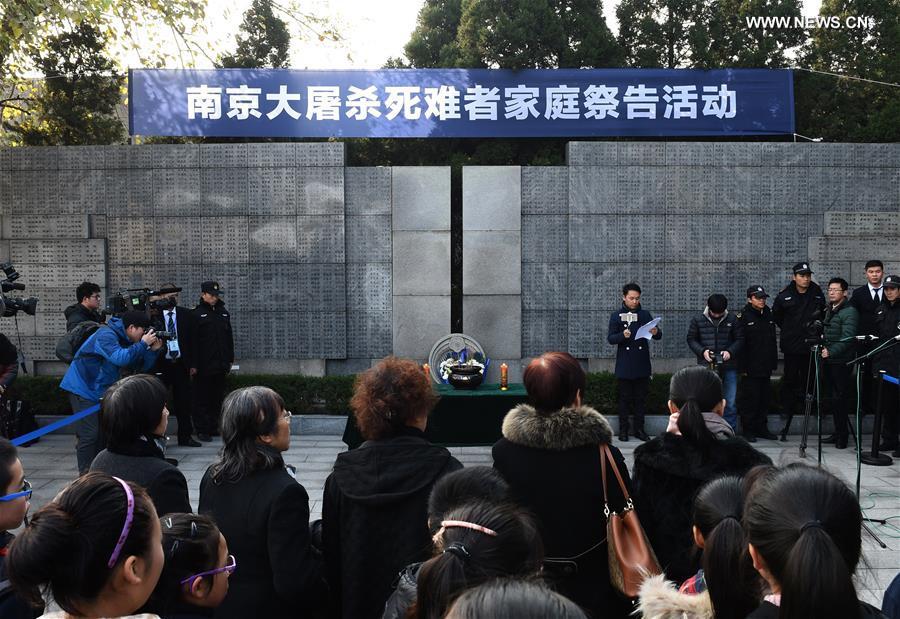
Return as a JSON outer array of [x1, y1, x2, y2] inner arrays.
[[0, 479, 32, 502], [282, 410, 292, 420], [179, 554, 237, 585]]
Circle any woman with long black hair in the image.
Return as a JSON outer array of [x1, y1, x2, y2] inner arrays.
[[632, 366, 770, 583], [198, 386, 322, 618], [744, 465, 884, 619], [635, 476, 762, 619]]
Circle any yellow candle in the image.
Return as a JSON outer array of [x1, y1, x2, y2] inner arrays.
[[500, 363, 508, 390]]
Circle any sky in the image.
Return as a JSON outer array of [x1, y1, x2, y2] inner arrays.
[[131, 0, 825, 70]]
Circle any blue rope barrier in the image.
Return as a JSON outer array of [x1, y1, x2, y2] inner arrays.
[[12, 404, 100, 447]]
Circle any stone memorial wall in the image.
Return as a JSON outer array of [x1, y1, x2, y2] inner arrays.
[[0, 141, 895, 376], [520, 142, 900, 373]]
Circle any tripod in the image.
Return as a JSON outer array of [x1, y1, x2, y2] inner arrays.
[[779, 344, 824, 462]]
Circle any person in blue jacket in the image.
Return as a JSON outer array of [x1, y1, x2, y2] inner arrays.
[[61, 310, 163, 473], [607, 283, 662, 442]]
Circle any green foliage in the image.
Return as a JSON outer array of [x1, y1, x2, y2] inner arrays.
[[457, 0, 623, 69], [16, 372, 784, 419], [4, 23, 124, 146], [404, 0, 465, 68], [616, 0, 803, 68], [794, 0, 900, 142], [0, 0, 207, 81], [219, 0, 291, 69]]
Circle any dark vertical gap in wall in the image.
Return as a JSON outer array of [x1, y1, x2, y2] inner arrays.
[[450, 165, 463, 333]]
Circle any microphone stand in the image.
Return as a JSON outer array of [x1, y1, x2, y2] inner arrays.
[[844, 336, 900, 550]]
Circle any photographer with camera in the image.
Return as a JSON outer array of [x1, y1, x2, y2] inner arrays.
[[192, 281, 233, 442], [820, 277, 859, 449], [686, 294, 743, 430], [60, 310, 164, 473], [64, 282, 103, 331], [772, 262, 827, 430], [149, 284, 201, 447]]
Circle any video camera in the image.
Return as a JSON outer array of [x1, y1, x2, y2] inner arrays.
[[804, 309, 825, 345], [105, 287, 179, 342], [0, 262, 38, 318]]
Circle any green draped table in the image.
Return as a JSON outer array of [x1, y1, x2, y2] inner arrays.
[[342, 383, 529, 449]]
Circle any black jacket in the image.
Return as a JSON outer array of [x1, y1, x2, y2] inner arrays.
[[772, 281, 827, 356], [746, 600, 886, 619], [0, 532, 41, 619], [686, 309, 743, 370], [607, 304, 662, 380], [153, 306, 199, 370], [64, 303, 103, 331], [322, 426, 462, 619], [199, 455, 324, 619], [632, 433, 771, 584], [850, 284, 886, 337], [737, 304, 778, 377], [381, 561, 421, 619], [193, 300, 234, 375], [90, 437, 191, 517], [0, 334, 17, 388], [493, 404, 633, 619], [874, 299, 900, 376]]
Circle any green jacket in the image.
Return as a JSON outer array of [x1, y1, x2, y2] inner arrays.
[[823, 300, 859, 362]]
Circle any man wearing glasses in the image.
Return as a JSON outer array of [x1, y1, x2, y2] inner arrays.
[[0, 437, 40, 618], [64, 282, 105, 331]]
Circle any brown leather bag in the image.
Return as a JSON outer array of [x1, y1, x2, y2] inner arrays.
[[600, 443, 661, 598]]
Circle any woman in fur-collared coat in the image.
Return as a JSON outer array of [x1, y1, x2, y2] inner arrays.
[[493, 352, 633, 619], [635, 574, 714, 619]]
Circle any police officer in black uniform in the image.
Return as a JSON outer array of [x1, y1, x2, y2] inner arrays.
[[736, 286, 778, 442], [873, 274, 900, 455], [772, 262, 826, 435], [192, 281, 234, 442]]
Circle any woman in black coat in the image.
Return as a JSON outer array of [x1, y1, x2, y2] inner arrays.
[[632, 366, 771, 585], [323, 356, 462, 619], [90, 374, 191, 517], [492, 352, 633, 619], [199, 386, 323, 619]]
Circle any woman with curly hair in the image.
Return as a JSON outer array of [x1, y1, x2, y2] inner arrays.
[[322, 356, 462, 619]]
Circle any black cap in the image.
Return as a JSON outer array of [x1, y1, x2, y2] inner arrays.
[[792, 262, 813, 275], [747, 285, 769, 298], [201, 281, 224, 296], [883, 275, 900, 288]]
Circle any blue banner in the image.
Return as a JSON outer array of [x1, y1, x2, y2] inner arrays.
[[129, 68, 794, 138]]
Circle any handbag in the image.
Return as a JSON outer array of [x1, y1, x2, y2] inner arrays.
[[600, 443, 661, 597]]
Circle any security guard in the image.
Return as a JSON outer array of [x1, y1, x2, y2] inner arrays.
[[772, 262, 826, 430], [736, 286, 778, 442], [192, 281, 234, 442], [874, 274, 900, 455]]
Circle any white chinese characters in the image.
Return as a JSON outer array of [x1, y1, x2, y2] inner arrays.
[[185, 83, 738, 122]]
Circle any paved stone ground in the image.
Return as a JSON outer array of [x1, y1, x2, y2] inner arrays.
[[15, 434, 900, 609]]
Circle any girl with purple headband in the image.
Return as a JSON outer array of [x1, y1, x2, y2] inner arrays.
[[6, 472, 164, 619]]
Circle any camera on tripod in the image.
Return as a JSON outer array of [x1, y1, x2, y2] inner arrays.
[[804, 310, 826, 346], [0, 262, 38, 317]]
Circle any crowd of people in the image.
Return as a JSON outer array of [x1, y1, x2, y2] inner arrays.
[[60, 280, 234, 473], [0, 350, 897, 618], [609, 260, 900, 452], [0, 263, 894, 617]]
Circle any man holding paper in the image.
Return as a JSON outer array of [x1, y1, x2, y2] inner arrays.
[[607, 282, 662, 442]]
